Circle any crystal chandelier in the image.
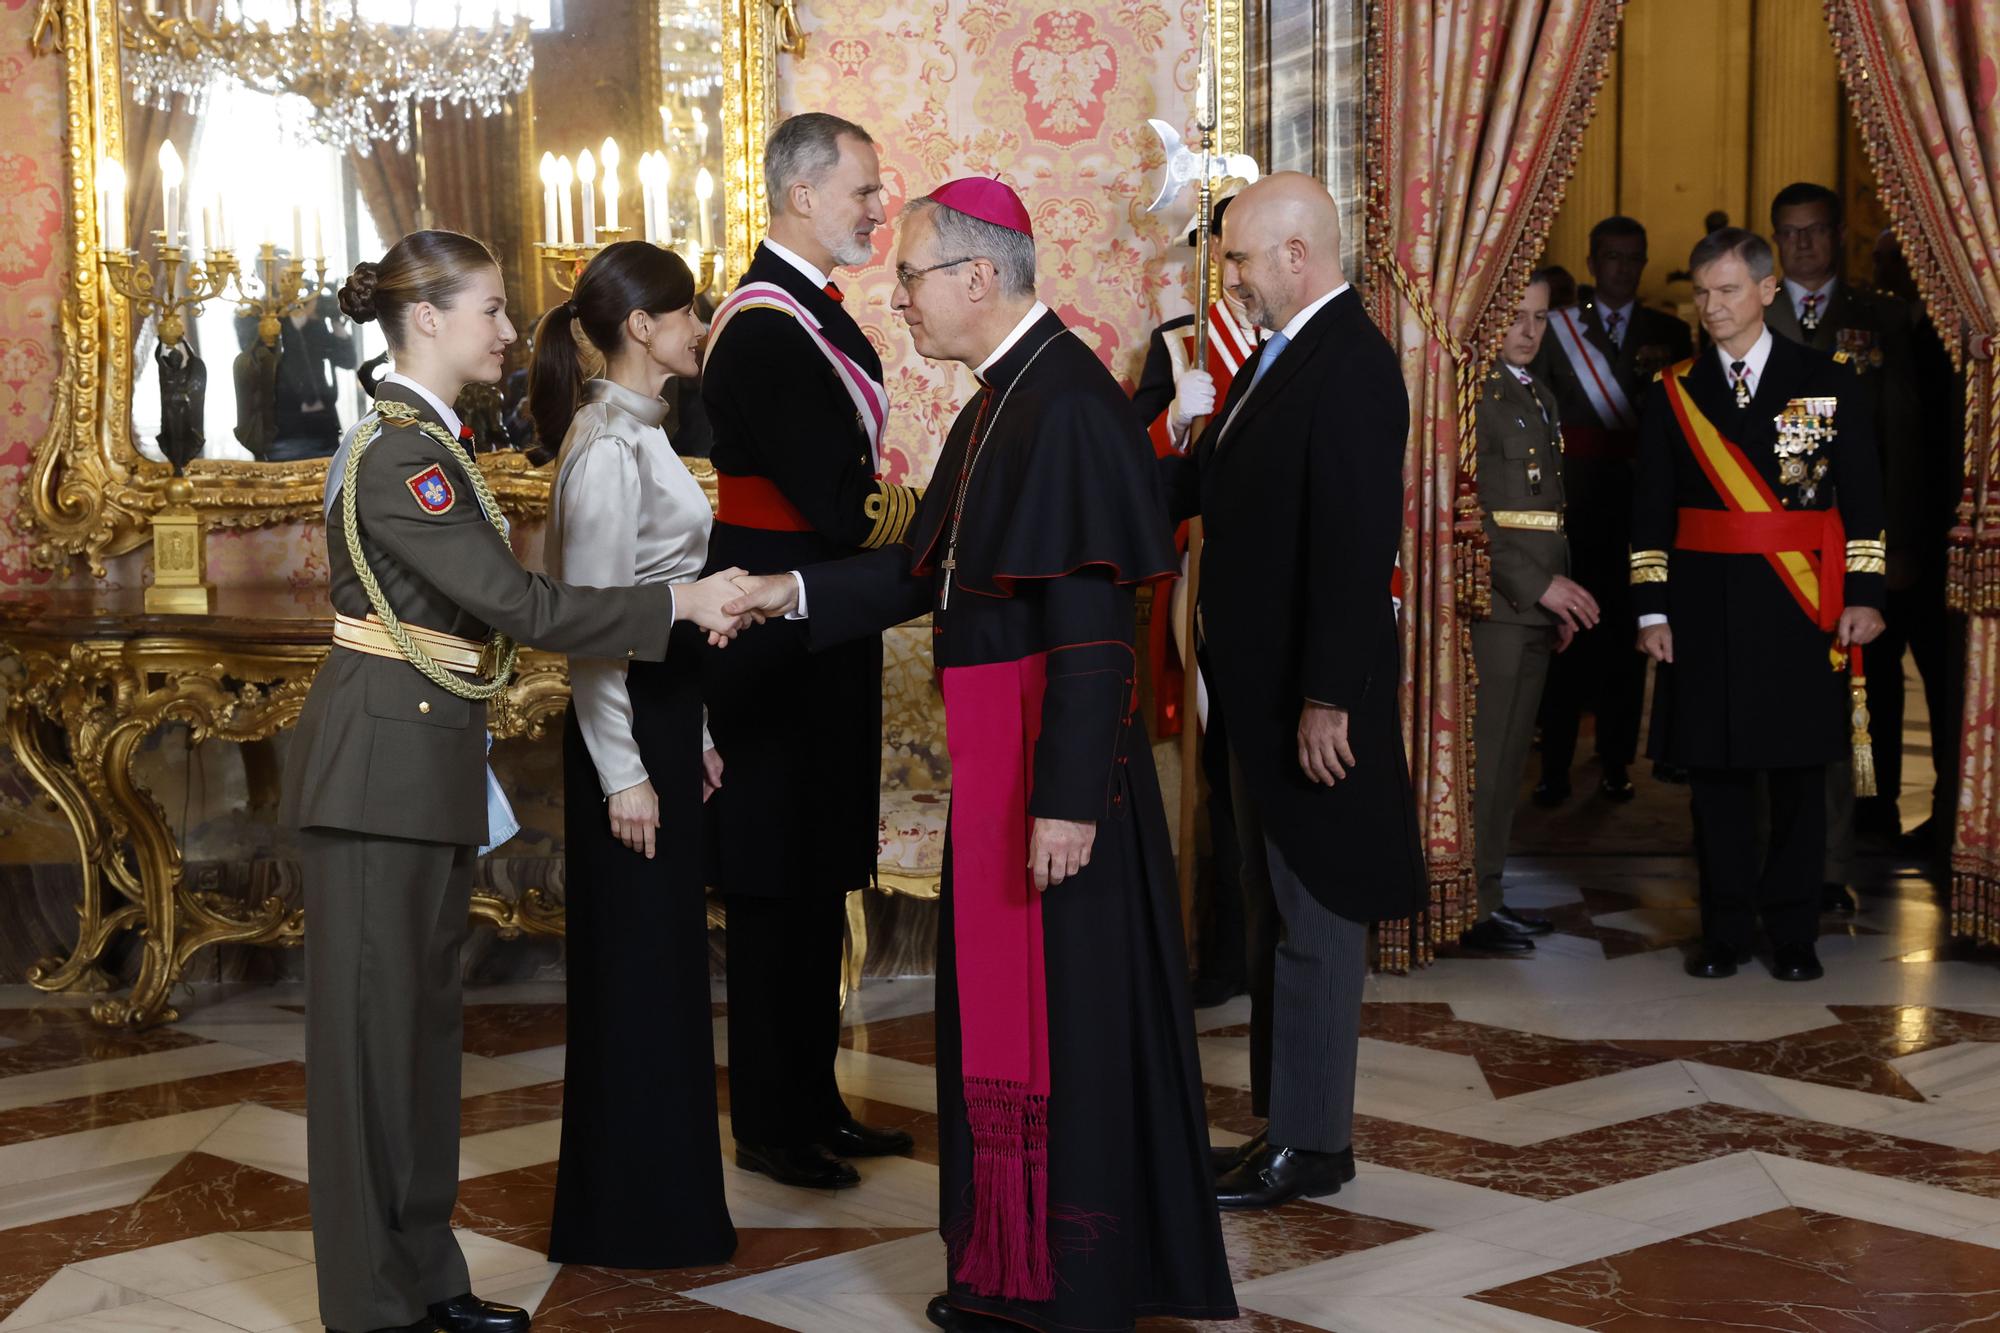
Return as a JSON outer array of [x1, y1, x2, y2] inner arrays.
[[118, 0, 534, 155], [657, 0, 722, 101]]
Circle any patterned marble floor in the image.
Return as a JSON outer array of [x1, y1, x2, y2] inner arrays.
[[2, 846, 1998, 1333]]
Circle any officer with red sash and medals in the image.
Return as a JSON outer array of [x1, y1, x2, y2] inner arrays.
[[698, 112, 921, 1188], [1632, 228, 1886, 983], [1766, 182, 1922, 906], [1535, 216, 1693, 805]]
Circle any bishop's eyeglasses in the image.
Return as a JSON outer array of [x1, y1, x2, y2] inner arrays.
[[895, 256, 979, 288]]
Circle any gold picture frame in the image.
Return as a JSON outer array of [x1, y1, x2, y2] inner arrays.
[[22, 0, 783, 577]]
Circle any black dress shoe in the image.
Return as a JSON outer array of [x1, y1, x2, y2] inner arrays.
[[1598, 765, 1636, 802], [1895, 817, 1945, 863], [427, 1295, 529, 1333], [1822, 882, 1854, 914], [1491, 905, 1554, 937], [1215, 1142, 1349, 1209], [1685, 941, 1751, 979], [332, 1323, 445, 1333], [1770, 944, 1824, 982], [1458, 919, 1534, 952], [818, 1115, 915, 1158], [1531, 777, 1571, 808], [925, 1295, 1017, 1330], [1211, 1127, 1267, 1173], [1191, 974, 1249, 1008], [735, 1141, 862, 1189]]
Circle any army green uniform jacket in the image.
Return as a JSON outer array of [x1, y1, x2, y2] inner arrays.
[[1476, 365, 1569, 626], [280, 380, 676, 847]]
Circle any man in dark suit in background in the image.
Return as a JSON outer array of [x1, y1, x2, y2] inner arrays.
[[1535, 216, 1693, 804], [1162, 173, 1428, 1210], [1767, 181, 1921, 908]]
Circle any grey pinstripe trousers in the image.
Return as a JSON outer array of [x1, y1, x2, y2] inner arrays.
[[1229, 748, 1369, 1154]]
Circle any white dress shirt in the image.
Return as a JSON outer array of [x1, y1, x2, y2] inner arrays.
[[1209, 282, 1349, 445], [1714, 325, 1775, 398], [379, 370, 465, 440], [763, 237, 833, 291], [1638, 326, 1776, 630], [547, 377, 714, 796], [1596, 299, 1635, 347], [1782, 276, 1838, 321]]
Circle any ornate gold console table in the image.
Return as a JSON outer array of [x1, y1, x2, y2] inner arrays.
[[0, 586, 571, 1029]]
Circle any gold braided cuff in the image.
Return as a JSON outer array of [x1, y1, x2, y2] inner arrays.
[[1491, 510, 1564, 532], [862, 481, 920, 550], [1630, 549, 1669, 585], [1847, 536, 1887, 575]]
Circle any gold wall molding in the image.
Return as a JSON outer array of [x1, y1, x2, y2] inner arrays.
[[22, 0, 773, 578]]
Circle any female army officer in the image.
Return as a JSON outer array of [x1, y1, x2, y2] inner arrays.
[[280, 229, 749, 1333]]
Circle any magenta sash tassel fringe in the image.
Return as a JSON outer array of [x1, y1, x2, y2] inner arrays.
[[954, 1078, 1053, 1301]]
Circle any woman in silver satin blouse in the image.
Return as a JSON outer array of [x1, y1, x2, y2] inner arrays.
[[532, 241, 739, 1268]]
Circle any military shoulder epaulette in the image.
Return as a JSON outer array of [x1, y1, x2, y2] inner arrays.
[[1833, 349, 1852, 364]]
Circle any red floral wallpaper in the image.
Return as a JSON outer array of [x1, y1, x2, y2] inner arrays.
[[0, 4, 68, 588], [783, 0, 1212, 484]]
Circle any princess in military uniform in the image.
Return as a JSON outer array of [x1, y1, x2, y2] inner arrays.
[[280, 230, 747, 1333], [531, 242, 738, 1268]]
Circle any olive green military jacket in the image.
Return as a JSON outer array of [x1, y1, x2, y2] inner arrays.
[[1476, 364, 1569, 629], [280, 382, 677, 847]]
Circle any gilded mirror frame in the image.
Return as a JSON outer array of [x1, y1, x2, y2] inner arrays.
[[24, 0, 783, 576]]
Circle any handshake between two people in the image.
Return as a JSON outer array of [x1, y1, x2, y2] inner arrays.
[[673, 570, 809, 647]]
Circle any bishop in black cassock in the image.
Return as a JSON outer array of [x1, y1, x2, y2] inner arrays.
[[728, 177, 1236, 1333]]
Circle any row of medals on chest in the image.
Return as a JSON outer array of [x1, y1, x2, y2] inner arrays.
[[1768, 393, 1838, 505]]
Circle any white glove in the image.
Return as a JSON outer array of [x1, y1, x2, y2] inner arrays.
[[1167, 369, 1217, 441]]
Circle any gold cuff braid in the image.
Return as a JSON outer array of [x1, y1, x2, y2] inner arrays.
[[861, 481, 920, 550], [1630, 548, 1668, 585], [1847, 536, 1887, 576]]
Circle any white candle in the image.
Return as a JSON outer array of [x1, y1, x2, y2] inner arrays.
[[557, 155, 575, 245], [214, 193, 228, 251], [601, 137, 620, 234], [538, 151, 558, 245], [313, 211, 323, 262], [658, 156, 672, 247], [694, 167, 715, 251], [637, 154, 654, 243], [292, 206, 303, 259], [578, 149, 597, 246], [158, 142, 183, 247], [95, 157, 109, 251], [200, 206, 214, 258], [104, 160, 126, 251]]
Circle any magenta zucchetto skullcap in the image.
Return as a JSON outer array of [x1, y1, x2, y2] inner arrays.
[[924, 176, 1033, 237]]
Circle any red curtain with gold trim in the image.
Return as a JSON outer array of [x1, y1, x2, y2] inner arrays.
[[1826, 0, 2000, 946], [1363, 0, 1626, 969]]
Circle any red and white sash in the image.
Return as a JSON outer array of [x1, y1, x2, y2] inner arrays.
[[705, 281, 889, 468], [1548, 306, 1637, 432]]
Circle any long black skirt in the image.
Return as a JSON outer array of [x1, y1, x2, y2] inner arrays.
[[548, 637, 737, 1268]]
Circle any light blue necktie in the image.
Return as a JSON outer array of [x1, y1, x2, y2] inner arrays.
[[1219, 331, 1290, 442], [1247, 330, 1290, 395]]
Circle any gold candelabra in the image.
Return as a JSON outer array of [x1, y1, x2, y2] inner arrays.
[[99, 231, 242, 615], [235, 243, 328, 347], [533, 229, 723, 297], [99, 233, 239, 351]]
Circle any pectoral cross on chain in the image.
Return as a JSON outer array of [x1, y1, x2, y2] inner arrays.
[[939, 551, 957, 611]]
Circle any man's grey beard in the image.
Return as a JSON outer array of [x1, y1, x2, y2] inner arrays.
[[819, 217, 873, 269]]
